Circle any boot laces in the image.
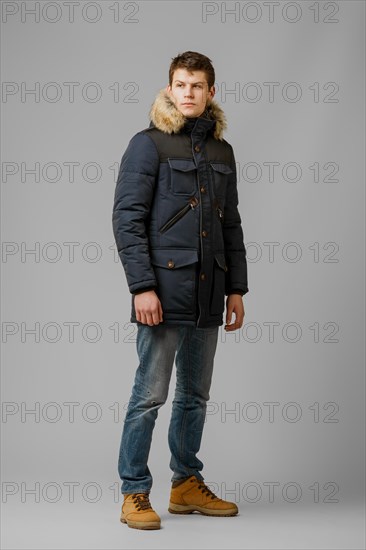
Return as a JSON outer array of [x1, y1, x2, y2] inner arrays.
[[132, 493, 152, 511], [197, 481, 220, 501]]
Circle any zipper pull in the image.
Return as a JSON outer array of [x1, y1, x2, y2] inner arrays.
[[213, 197, 223, 221], [189, 196, 199, 209]]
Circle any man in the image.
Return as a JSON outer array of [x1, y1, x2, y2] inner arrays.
[[112, 51, 249, 530]]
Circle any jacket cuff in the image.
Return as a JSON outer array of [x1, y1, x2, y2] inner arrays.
[[133, 286, 157, 295], [227, 288, 248, 297]]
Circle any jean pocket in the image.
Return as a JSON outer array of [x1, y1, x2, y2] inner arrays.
[[168, 158, 197, 196]]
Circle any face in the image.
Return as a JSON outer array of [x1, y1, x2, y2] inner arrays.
[[166, 68, 215, 118]]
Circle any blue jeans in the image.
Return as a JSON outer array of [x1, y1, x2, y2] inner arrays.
[[118, 323, 219, 494]]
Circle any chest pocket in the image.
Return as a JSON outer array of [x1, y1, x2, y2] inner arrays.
[[210, 162, 233, 198], [168, 158, 197, 196]]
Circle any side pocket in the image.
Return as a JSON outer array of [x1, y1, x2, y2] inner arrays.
[[209, 253, 228, 316], [150, 249, 198, 314], [159, 196, 199, 234]]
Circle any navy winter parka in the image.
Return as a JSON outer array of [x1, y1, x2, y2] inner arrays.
[[112, 88, 249, 328]]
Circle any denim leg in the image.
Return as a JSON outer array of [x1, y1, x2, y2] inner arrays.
[[118, 324, 179, 494], [168, 325, 219, 482]]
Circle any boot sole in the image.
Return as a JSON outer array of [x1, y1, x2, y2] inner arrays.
[[168, 502, 238, 517], [120, 516, 161, 530]]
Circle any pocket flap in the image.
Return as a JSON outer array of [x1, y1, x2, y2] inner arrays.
[[151, 249, 198, 269], [214, 253, 228, 272], [210, 162, 233, 175], [168, 158, 197, 172]]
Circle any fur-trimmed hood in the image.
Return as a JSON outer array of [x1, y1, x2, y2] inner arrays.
[[149, 88, 227, 141]]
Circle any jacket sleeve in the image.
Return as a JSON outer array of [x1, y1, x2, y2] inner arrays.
[[223, 146, 249, 296], [112, 131, 160, 294]]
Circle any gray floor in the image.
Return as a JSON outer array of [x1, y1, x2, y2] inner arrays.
[[2, 496, 365, 549]]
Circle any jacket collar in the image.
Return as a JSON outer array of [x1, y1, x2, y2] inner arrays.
[[148, 88, 227, 141]]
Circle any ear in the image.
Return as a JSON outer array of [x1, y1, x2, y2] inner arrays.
[[208, 85, 215, 100], [166, 84, 172, 95]]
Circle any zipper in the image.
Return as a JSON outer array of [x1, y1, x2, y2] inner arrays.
[[213, 197, 224, 223], [159, 196, 199, 234], [217, 204, 224, 222]]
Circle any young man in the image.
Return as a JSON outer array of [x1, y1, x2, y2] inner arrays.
[[112, 51, 248, 530]]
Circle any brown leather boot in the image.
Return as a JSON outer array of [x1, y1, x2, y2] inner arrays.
[[120, 492, 161, 530], [168, 475, 238, 517]]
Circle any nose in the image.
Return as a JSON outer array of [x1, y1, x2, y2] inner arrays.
[[184, 86, 194, 97]]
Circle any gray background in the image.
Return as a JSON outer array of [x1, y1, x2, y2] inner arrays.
[[1, 0, 365, 548]]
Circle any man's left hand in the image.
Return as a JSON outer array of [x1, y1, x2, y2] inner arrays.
[[224, 294, 245, 331]]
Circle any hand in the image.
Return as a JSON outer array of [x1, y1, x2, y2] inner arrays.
[[134, 290, 163, 326], [224, 294, 245, 331]]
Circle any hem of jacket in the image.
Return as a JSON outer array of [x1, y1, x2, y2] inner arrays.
[[132, 318, 197, 327], [130, 317, 223, 328]]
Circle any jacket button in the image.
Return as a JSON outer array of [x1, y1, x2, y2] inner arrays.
[[200, 186, 206, 193], [200, 273, 206, 281], [224, 265, 228, 272], [167, 260, 175, 269], [202, 230, 208, 237], [194, 145, 200, 152]]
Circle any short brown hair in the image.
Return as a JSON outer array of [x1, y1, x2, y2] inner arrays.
[[169, 51, 215, 90]]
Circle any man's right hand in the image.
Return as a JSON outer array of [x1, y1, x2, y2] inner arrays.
[[134, 290, 163, 326]]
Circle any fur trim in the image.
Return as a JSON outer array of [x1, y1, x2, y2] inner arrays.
[[149, 88, 227, 141]]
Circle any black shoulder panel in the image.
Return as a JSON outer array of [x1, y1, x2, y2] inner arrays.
[[143, 128, 192, 161], [204, 136, 232, 164], [142, 127, 233, 165]]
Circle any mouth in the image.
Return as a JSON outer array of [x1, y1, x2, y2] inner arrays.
[[182, 103, 195, 106]]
